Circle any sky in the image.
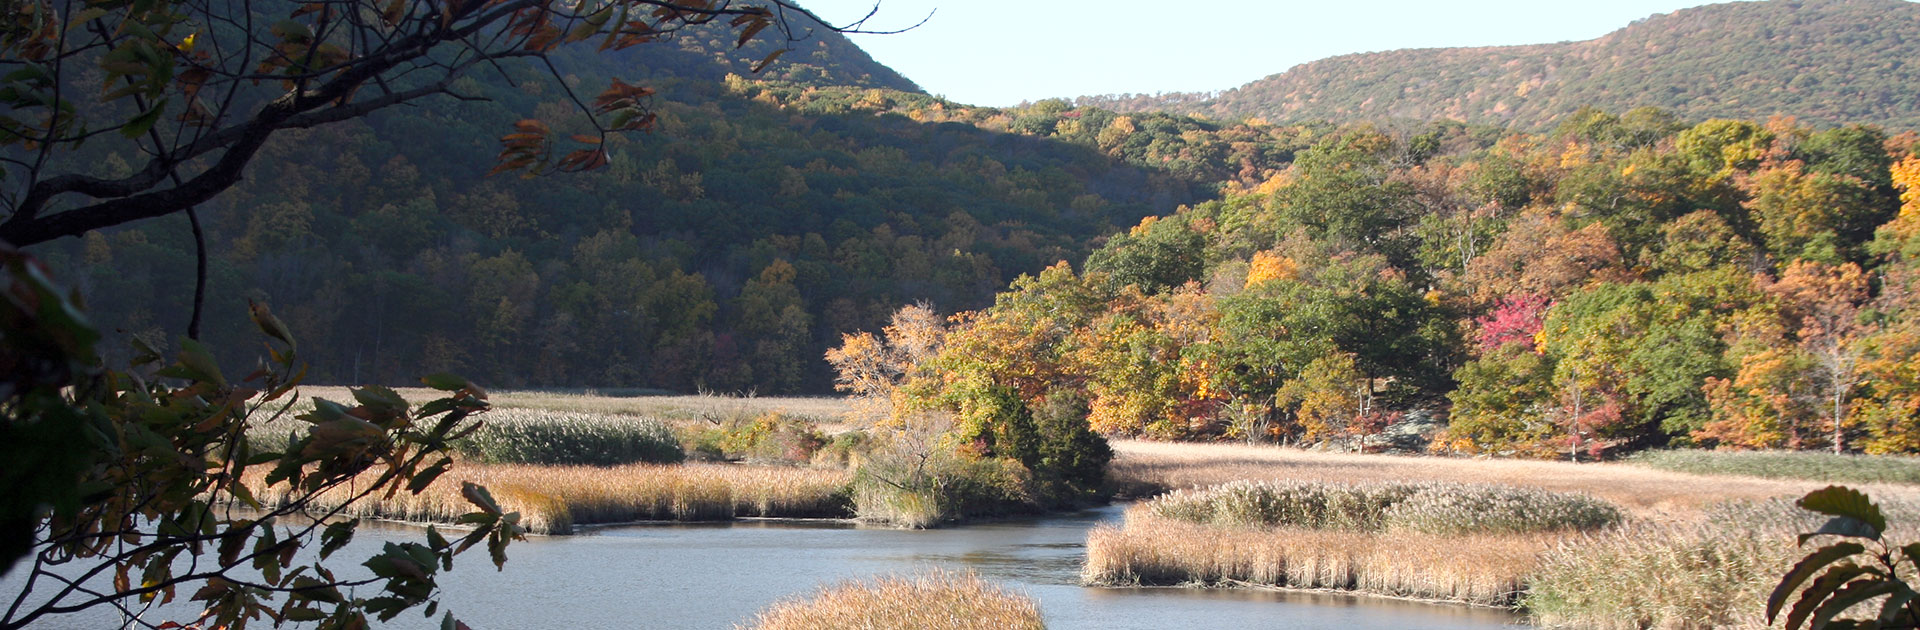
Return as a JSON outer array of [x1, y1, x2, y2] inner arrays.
[[800, 0, 1727, 107]]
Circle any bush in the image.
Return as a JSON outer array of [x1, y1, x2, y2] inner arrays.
[[453, 410, 684, 466], [1148, 479, 1623, 534], [684, 412, 826, 464], [851, 450, 1032, 528]]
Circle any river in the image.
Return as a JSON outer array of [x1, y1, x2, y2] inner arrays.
[[4, 505, 1525, 629]]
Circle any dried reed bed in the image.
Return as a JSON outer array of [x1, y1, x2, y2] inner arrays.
[[1103, 440, 1920, 624], [1106, 439, 1908, 517], [296, 387, 853, 430], [244, 462, 852, 535], [1527, 498, 1920, 630], [1148, 480, 1622, 535], [737, 569, 1045, 630], [1084, 505, 1546, 607]]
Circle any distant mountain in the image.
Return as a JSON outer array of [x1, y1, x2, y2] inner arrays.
[[1093, 0, 1920, 130]]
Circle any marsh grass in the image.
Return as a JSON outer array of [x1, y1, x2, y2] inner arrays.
[[1628, 449, 1920, 485], [1518, 498, 1920, 629], [1148, 480, 1622, 535], [296, 387, 853, 430], [243, 462, 852, 534], [1084, 504, 1547, 607], [1105, 439, 1881, 517], [453, 411, 684, 466], [738, 568, 1045, 630], [1102, 440, 1920, 624]]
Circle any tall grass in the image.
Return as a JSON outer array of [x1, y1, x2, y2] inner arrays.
[[737, 569, 1045, 630], [1084, 505, 1547, 607], [1105, 439, 1845, 516], [1148, 480, 1622, 535], [243, 462, 852, 534], [1525, 499, 1920, 629], [1629, 449, 1920, 485], [453, 410, 684, 465]]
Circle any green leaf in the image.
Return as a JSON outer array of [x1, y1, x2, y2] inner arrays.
[[421, 373, 469, 391], [320, 519, 358, 560], [353, 385, 408, 416], [1788, 564, 1873, 630], [1877, 586, 1917, 627], [121, 98, 167, 139], [1803, 517, 1884, 545], [460, 482, 500, 515], [285, 606, 327, 622], [174, 335, 225, 387], [1773, 541, 1869, 621], [408, 458, 451, 495], [1800, 486, 1887, 539], [66, 7, 109, 29], [269, 19, 313, 42], [1812, 580, 1900, 630]]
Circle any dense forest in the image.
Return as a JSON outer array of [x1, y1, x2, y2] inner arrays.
[[839, 107, 1920, 456], [1078, 0, 1920, 131], [47, 21, 1345, 394]]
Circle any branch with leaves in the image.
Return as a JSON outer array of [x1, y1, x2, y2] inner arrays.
[[0, 0, 916, 246], [1769, 486, 1920, 630], [0, 247, 520, 630]]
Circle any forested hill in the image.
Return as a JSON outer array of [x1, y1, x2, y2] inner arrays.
[[1089, 0, 1920, 130], [53, 15, 1325, 395], [551, 13, 919, 93]]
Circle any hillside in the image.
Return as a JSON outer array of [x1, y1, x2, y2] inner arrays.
[[53, 16, 1321, 395], [1106, 0, 1920, 129]]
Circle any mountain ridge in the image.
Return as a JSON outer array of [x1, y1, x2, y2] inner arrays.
[[1075, 0, 1920, 130]]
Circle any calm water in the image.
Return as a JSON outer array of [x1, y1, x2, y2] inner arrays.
[[5, 505, 1525, 629]]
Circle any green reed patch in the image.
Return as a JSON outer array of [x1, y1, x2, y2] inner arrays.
[[1148, 479, 1623, 535], [453, 410, 684, 466], [1628, 449, 1920, 485]]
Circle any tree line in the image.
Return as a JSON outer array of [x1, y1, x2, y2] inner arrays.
[[834, 107, 1920, 457]]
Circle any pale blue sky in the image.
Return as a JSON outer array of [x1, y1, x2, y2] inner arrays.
[[802, 0, 1731, 107]]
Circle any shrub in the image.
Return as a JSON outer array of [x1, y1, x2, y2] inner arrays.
[[851, 450, 1032, 528], [453, 411, 684, 466], [684, 412, 827, 464]]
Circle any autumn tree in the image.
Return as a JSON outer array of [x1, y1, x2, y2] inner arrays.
[[824, 302, 945, 423], [1764, 260, 1874, 452]]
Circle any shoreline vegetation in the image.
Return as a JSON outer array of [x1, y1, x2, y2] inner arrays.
[[1100, 440, 1920, 627], [245, 462, 854, 535], [237, 390, 1920, 628]]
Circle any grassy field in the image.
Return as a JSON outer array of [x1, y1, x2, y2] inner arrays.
[[737, 569, 1045, 630], [1628, 449, 1920, 485], [1098, 440, 1920, 627]]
